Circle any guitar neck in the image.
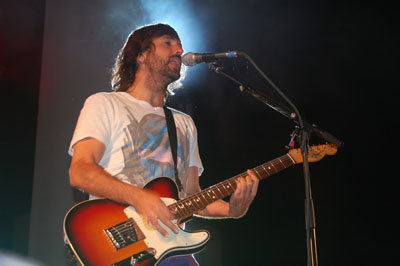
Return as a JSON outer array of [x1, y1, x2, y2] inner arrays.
[[169, 153, 296, 220]]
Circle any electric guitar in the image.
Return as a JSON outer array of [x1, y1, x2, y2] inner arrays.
[[63, 144, 337, 266]]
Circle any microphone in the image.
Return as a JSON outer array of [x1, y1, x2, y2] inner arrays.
[[182, 51, 239, 66]]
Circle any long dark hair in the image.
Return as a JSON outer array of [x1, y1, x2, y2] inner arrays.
[[111, 23, 180, 92]]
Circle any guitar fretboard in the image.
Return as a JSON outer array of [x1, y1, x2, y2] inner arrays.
[[169, 153, 296, 219]]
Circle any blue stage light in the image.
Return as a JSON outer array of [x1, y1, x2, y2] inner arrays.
[[139, 0, 205, 53]]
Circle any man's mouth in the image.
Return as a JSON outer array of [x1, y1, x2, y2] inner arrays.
[[168, 56, 182, 67]]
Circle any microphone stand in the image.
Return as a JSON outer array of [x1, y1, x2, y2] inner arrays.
[[207, 61, 343, 266]]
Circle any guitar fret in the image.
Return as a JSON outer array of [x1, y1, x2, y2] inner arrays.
[[273, 160, 283, 172], [279, 157, 289, 169], [183, 200, 193, 214], [281, 160, 288, 170], [188, 199, 197, 213], [197, 196, 205, 210], [266, 163, 275, 174], [175, 203, 183, 216], [190, 196, 201, 210], [215, 185, 226, 198], [260, 164, 271, 177], [287, 154, 296, 164], [253, 168, 262, 179], [224, 181, 233, 194], [189, 199, 198, 214], [278, 158, 284, 169], [180, 202, 188, 217], [228, 181, 235, 191], [189, 198, 198, 212], [283, 155, 295, 167], [198, 195, 208, 210], [171, 204, 184, 219], [256, 166, 265, 178], [221, 183, 231, 195], [183, 202, 192, 217], [270, 161, 278, 173], [201, 192, 211, 205], [211, 188, 218, 200], [206, 189, 215, 201]]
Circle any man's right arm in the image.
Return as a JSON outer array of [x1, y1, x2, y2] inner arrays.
[[69, 137, 178, 237]]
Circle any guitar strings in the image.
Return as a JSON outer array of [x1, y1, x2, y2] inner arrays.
[[104, 148, 331, 241], [109, 155, 295, 235]]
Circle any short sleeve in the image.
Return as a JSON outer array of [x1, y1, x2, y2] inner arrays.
[[187, 117, 204, 176], [68, 93, 113, 156]]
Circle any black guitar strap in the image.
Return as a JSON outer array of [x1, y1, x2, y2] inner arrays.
[[163, 106, 183, 192]]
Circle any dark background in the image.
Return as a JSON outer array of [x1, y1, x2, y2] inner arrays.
[[0, 0, 392, 265]]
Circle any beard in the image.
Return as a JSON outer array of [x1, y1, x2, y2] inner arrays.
[[144, 52, 181, 85]]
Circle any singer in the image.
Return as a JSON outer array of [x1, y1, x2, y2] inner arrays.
[[65, 23, 259, 265]]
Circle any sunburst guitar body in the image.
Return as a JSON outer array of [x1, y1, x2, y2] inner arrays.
[[64, 177, 209, 266]]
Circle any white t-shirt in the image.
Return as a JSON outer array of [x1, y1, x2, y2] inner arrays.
[[69, 92, 203, 197]]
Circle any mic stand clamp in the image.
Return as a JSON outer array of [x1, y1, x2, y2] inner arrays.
[[208, 62, 222, 73], [285, 126, 300, 150]]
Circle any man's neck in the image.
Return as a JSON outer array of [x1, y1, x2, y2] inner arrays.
[[126, 74, 167, 108]]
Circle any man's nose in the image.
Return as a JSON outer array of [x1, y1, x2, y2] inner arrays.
[[174, 44, 183, 56]]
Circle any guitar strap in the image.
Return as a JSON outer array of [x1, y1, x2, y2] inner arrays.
[[163, 106, 183, 192]]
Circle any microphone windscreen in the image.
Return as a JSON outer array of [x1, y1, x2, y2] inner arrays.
[[182, 53, 197, 66]]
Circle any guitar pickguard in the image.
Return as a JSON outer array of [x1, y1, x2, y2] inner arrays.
[[123, 197, 210, 262]]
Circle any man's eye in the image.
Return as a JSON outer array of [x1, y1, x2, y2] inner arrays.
[[165, 41, 172, 46]]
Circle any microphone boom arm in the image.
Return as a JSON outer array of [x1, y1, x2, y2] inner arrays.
[[208, 63, 344, 148]]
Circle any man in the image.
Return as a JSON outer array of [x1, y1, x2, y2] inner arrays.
[[68, 23, 259, 265]]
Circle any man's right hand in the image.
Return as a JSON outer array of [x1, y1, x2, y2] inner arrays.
[[131, 188, 179, 238]]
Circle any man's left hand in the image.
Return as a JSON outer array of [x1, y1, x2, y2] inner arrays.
[[228, 170, 259, 218]]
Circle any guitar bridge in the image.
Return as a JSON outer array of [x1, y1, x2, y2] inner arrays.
[[104, 218, 144, 250]]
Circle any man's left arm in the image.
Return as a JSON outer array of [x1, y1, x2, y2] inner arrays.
[[186, 166, 259, 219]]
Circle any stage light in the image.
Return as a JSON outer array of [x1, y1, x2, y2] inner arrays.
[[139, 0, 205, 53]]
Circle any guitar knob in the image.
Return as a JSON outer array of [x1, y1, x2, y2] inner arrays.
[[130, 248, 156, 265]]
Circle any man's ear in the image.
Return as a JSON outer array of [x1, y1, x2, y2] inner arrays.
[[137, 52, 145, 64]]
